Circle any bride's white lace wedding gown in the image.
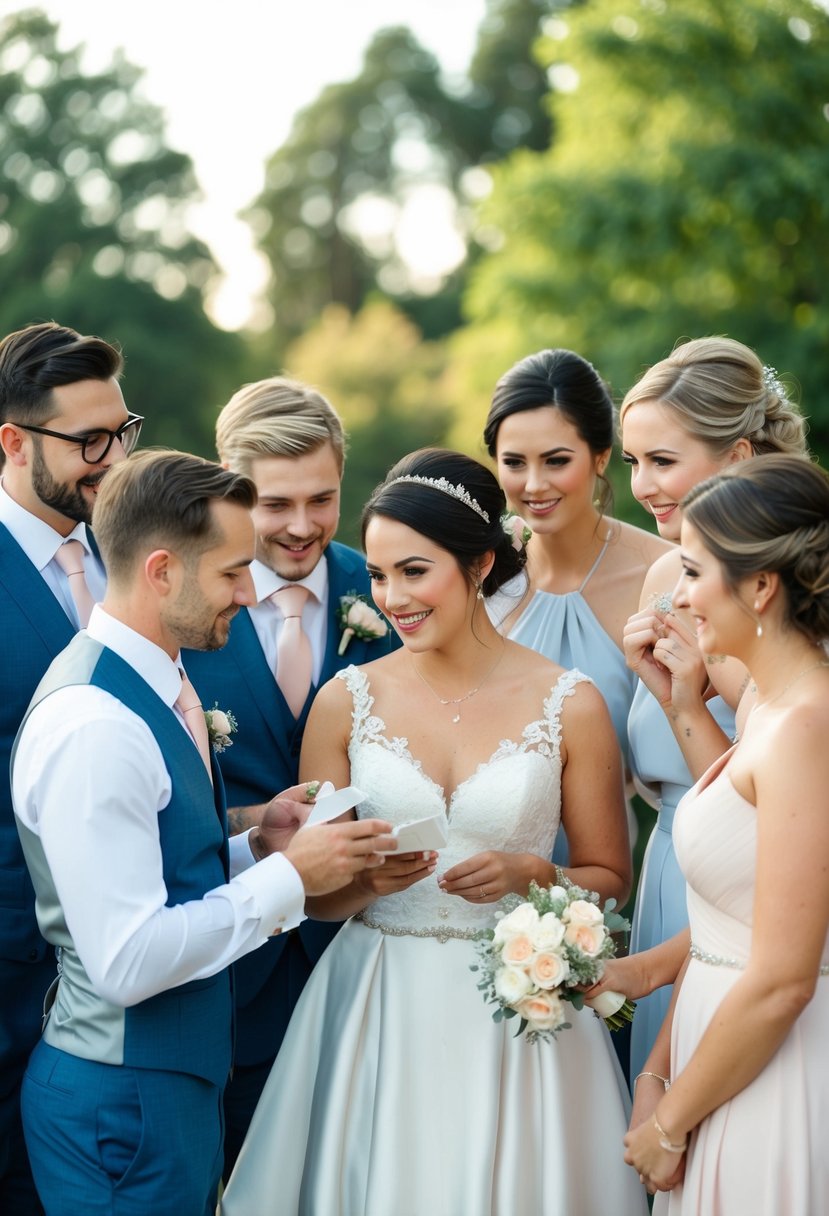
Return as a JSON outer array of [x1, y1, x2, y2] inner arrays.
[[221, 666, 646, 1216]]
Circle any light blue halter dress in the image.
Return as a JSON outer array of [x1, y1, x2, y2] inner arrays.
[[488, 538, 638, 867], [627, 681, 736, 1081]]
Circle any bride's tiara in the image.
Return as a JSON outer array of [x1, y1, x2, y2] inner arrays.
[[384, 474, 490, 523]]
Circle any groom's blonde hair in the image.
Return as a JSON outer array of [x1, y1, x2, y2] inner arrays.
[[216, 377, 346, 477]]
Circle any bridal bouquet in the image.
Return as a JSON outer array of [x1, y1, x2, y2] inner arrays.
[[472, 881, 635, 1044]]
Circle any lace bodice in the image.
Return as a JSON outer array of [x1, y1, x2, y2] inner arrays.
[[336, 665, 589, 939]]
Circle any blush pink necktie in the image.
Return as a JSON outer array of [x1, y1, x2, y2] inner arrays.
[[271, 584, 313, 719], [176, 669, 213, 782], [53, 539, 96, 627]]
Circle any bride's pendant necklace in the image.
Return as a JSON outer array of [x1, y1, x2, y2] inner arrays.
[[412, 645, 506, 724]]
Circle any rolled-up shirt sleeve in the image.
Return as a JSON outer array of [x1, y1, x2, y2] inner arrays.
[[13, 686, 306, 1008]]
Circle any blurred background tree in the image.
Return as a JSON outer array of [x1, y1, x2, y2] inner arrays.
[[282, 298, 453, 545], [447, 0, 829, 481], [4, 0, 825, 492], [0, 8, 244, 453], [247, 0, 563, 361]]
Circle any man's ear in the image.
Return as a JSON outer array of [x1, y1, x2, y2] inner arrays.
[[144, 548, 183, 598], [0, 422, 29, 468]]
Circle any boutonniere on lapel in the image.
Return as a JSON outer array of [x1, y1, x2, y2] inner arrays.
[[337, 592, 389, 656], [204, 704, 238, 753]]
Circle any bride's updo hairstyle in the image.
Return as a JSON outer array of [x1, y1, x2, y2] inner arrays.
[[362, 448, 526, 597], [484, 349, 615, 509], [620, 336, 808, 458], [683, 455, 829, 646]]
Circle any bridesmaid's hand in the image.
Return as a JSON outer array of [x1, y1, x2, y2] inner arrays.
[[583, 954, 651, 1003], [624, 1114, 687, 1194], [354, 851, 438, 898], [623, 608, 673, 704], [651, 615, 708, 716], [438, 851, 532, 903]]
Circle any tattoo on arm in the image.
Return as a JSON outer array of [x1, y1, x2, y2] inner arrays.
[[227, 806, 257, 836]]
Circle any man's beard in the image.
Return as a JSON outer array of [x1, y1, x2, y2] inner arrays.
[[31, 440, 101, 526]]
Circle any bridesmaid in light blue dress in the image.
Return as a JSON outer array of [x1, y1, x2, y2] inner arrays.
[[484, 349, 669, 850], [618, 337, 808, 1082]]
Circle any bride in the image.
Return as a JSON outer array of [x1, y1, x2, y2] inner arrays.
[[221, 449, 647, 1215]]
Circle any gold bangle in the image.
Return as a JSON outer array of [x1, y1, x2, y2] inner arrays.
[[652, 1113, 688, 1154], [634, 1071, 670, 1092]]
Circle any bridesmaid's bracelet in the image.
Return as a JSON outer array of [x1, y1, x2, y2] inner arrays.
[[634, 1071, 670, 1092], [652, 1113, 688, 1154]]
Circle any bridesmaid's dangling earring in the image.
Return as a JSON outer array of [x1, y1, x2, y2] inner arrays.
[[476, 579, 484, 601]]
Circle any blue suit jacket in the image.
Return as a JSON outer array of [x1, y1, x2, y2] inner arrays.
[[0, 524, 75, 964], [184, 541, 397, 1064]]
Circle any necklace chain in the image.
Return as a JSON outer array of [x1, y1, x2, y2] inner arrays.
[[755, 658, 829, 708], [412, 645, 506, 724]]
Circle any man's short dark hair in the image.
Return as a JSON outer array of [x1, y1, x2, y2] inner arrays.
[[93, 449, 257, 582], [0, 321, 123, 428]]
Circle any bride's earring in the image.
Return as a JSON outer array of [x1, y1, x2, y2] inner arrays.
[[754, 601, 763, 638]]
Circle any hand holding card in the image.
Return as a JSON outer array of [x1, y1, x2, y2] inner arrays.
[[303, 782, 367, 826], [391, 813, 448, 853]]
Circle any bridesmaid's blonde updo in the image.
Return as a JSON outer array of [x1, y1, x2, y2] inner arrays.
[[620, 337, 808, 459], [683, 455, 829, 646]]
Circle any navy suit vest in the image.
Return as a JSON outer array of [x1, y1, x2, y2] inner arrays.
[[14, 633, 233, 1087]]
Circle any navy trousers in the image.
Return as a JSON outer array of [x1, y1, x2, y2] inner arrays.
[[23, 1041, 224, 1216], [0, 954, 54, 1215]]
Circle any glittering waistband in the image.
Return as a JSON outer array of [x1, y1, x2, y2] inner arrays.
[[690, 942, 829, 976], [355, 909, 484, 945]]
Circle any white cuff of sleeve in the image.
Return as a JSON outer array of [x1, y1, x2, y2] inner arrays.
[[228, 829, 259, 879], [232, 849, 306, 934]]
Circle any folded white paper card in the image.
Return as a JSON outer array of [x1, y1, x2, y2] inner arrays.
[[392, 813, 448, 852], [304, 783, 367, 826]]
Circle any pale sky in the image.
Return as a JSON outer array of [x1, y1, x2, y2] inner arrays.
[[7, 0, 489, 328]]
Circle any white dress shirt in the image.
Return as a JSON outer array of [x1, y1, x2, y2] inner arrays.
[[0, 479, 107, 627], [248, 554, 329, 683], [12, 606, 306, 1008]]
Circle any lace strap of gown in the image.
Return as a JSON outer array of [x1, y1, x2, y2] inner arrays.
[[336, 663, 590, 764], [537, 667, 591, 759], [335, 665, 386, 747]]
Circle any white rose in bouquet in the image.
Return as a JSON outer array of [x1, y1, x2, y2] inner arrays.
[[493, 903, 540, 943], [529, 951, 569, 990], [500, 934, 535, 967], [531, 912, 566, 951], [563, 921, 606, 957], [563, 899, 604, 927], [515, 990, 567, 1033], [493, 966, 533, 1005]]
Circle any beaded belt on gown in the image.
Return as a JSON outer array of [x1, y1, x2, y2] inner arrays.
[[356, 908, 483, 944], [691, 942, 829, 975]]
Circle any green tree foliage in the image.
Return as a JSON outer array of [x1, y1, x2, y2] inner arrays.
[[0, 9, 244, 454], [250, 2, 562, 355], [451, 0, 829, 465], [282, 300, 453, 545]]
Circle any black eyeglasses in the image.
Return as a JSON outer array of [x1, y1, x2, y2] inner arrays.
[[13, 413, 144, 464]]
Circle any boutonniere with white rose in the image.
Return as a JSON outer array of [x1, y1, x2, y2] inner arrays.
[[337, 592, 389, 656], [204, 704, 238, 753], [471, 880, 634, 1043]]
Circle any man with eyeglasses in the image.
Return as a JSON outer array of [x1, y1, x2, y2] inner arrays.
[[0, 320, 137, 1215]]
